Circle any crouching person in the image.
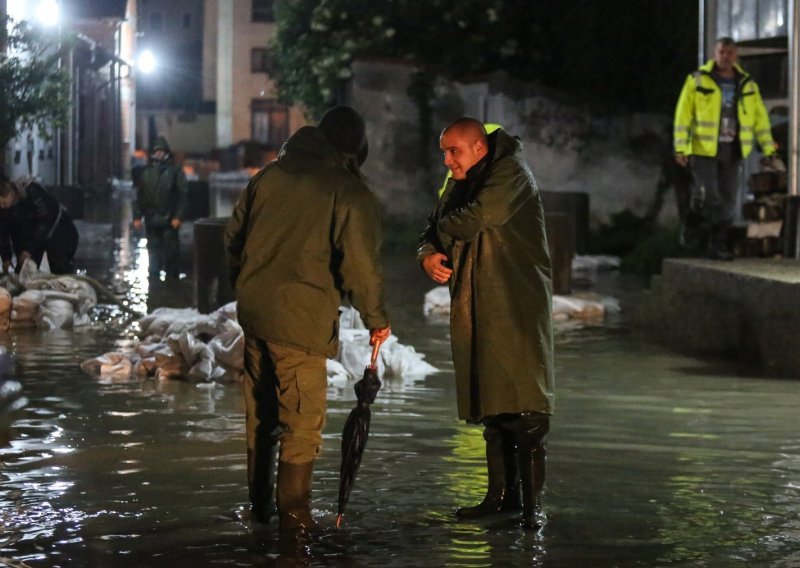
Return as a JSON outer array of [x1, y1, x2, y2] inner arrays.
[[0, 174, 79, 275], [224, 106, 390, 534]]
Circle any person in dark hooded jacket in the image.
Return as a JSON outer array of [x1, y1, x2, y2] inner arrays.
[[418, 117, 554, 530], [132, 137, 188, 278], [0, 174, 79, 274], [224, 106, 391, 534]]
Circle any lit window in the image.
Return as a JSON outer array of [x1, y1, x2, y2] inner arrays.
[[252, 100, 289, 147]]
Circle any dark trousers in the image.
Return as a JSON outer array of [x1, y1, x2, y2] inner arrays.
[[689, 143, 742, 227], [145, 226, 180, 277]]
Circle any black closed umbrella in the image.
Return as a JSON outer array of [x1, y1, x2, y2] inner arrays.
[[336, 339, 383, 528]]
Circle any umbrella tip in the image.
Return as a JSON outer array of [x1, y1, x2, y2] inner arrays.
[[336, 514, 343, 529]]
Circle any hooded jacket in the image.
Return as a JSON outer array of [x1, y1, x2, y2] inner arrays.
[[418, 129, 555, 422], [133, 138, 188, 228], [224, 126, 389, 358], [674, 60, 776, 159]]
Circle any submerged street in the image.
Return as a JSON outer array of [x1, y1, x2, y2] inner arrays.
[[1, 192, 800, 567]]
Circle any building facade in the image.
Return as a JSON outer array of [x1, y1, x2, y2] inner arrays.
[[135, 0, 304, 166], [203, 0, 304, 154], [2, 0, 136, 187]]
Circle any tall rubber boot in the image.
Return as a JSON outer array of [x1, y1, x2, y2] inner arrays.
[[248, 443, 276, 523], [456, 424, 520, 518], [514, 413, 549, 530], [277, 461, 318, 533]]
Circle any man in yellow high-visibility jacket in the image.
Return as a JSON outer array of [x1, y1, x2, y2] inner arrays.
[[673, 37, 777, 260]]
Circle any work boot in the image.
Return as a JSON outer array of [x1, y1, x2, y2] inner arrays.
[[247, 443, 277, 524], [277, 461, 319, 533], [680, 206, 706, 250], [513, 412, 550, 530], [456, 423, 520, 518], [707, 223, 734, 261]]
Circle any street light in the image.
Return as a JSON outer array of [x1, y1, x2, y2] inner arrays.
[[35, 0, 60, 28], [137, 49, 157, 74]]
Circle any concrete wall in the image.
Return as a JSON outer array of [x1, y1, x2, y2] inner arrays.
[[634, 258, 800, 376], [350, 59, 675, 227]]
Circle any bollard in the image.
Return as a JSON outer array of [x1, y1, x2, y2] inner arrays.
[[545, 212, 575, 295], [193, 217, 236, 313], [540, 191, 590, 254], [783, 195, 800, 258]]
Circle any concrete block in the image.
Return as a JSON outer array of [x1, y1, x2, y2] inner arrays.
[[636, 258, 800, 375]]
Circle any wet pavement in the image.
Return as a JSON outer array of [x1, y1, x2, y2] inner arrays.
[[1, 191, 800, 567]]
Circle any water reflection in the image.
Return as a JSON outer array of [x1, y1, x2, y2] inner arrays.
[[1, 201, 800, 565]]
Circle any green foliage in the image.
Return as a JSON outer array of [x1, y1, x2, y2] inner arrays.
[[589, 209, 656, 257], [0, 16, 71, 153], [620, 224, 693, 276], [590, 210, 694, 277], [272, 0, 697, 118], [272, 0, 550, 119], [272, 0, 393, 118]]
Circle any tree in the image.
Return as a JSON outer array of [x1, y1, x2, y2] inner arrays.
[[272, 0, 543, 118], [271, 0, 696, 119], [0, 16, 71, 173]]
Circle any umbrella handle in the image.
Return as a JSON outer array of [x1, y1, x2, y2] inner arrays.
[[370, 338, 383, 370]]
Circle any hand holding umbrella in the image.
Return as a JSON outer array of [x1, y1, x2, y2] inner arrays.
[[336, 326, 389, 528]]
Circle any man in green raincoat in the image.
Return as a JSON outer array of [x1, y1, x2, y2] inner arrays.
[[225, 106, 391, 534], [417, 117, 554, 530], [132, 137, 188, 278]]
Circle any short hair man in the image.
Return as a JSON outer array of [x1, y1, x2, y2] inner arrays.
[[417, 117, 554, 530]]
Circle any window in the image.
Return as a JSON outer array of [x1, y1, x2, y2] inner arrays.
[[251, 48, 271, 73], [148, 11, 163, 32], [252, 100, 289, 147], [252, 0, 274, 23]]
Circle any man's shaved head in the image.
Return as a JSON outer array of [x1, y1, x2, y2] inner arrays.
[[441, 117, 488, 145], [439, 117, 489, 180]]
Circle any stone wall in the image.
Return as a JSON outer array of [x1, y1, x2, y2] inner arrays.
[[350, 59, 676, 228]]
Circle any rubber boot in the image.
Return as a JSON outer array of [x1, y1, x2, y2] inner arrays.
[[514, 413, 549, 530], [277, 461, 318, 533], [456, 424, 520, 518], [247, 443, 276, 524]]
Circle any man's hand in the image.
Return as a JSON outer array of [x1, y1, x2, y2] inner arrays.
[[674, 153, 689, 167], [421, 252, 453, 284], [132, 218, 143, 230], [170, 218, 183, 230], [369, 326, 391, 345]]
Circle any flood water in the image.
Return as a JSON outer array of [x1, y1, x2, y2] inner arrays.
[[1, 191, 800, 567]]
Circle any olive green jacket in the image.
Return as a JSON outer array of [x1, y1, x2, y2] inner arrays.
[[224, 126, 389, 358], [418, 129, 555, 421], [133, 159, 188, 228]]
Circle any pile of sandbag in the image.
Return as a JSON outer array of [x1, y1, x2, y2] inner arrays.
[[0, 260, 99, 331], [0, 288, 11, 331], [423, 285, 620, 322], [81, 303, 243, 383], [81, 304, 439, 385]]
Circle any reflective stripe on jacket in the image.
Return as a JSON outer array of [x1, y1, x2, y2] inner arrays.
[[673, 60, 776, 159]]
